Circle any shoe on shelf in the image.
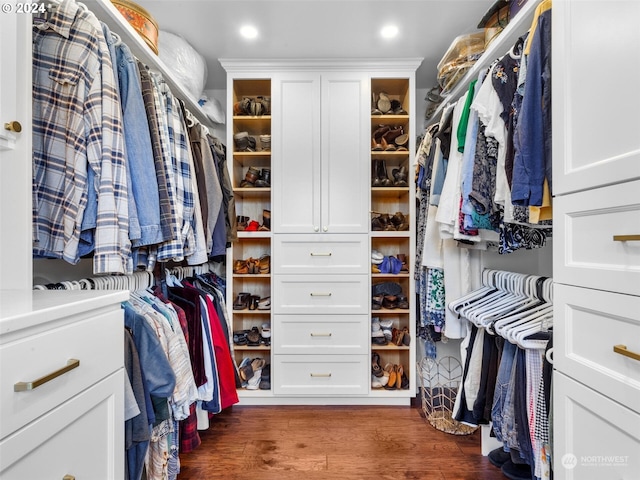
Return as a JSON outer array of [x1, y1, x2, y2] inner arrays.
[[259, 363, 271, 390], [258, 254, 270, 274], [238, 357, 254, 383], [255, 167, 271, 187], [233, 292, 251, 310], [246, 358, 266, 390], [246, 326, 261, 346], [257, 296, 271, 310], [233, 259, 249, 274], [377, 92, 391, 114]]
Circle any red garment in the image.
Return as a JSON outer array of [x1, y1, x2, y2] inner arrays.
[[203, 294, 239, 410], [179, 402, 201, 454]]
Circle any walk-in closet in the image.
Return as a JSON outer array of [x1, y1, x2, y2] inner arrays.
[[1, 0, 638, 479]]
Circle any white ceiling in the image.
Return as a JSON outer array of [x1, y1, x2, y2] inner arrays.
[[136, 0, 494, 91]]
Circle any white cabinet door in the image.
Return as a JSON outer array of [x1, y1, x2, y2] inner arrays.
[[0, 6, 32, 289], [272, 72, 369, 233], [321, 73, 370, 233], [552, 0, 640, 195], [272, 73, 321, 233], [554, 372, 640, 480]]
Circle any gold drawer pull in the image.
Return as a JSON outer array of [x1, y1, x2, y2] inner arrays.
[[613, 345, 640, 362], [310, 373, 332, 378], [14, 359, 80, 392], [63, 475, 76, 480], [310, 332, 332, 337], [613, 234, 640, 242], [310, 252, 332, 256], [4, 121, 22, 133], [310, 292, 332, 297]]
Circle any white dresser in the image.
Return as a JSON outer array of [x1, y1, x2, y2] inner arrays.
[[552, 1, 640, 478], [0, 290, 128, 479]]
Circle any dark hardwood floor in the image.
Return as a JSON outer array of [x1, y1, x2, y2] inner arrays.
[[176, 402, 506, 480]]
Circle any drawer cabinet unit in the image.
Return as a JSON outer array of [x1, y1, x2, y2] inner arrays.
[[273, 354, 369, 396], [273, 274, 369, 315], [0, 290, 127, 478], [273, 315, 369, 355], [273, 234, 369, 275], [552, 2, 640, 477]]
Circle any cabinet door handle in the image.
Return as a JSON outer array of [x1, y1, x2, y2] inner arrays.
[[14, 359, 80, 392], [310, 332, 332, 337], [613, 234, 640, 242], [310, 292, 332, 297], [63, 475, 76, 480], [613, 344, 640, 361], [310, 252, 332, 256], [310, 373, 332, 378]]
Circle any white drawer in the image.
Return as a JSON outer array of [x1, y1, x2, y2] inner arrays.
[[555, 284, 640, 414], [554, 372, 640, 480], [0, 308, 123, 439], [0, 370, 124, 478], [273, 314, 368, 354], [273, 354, 368, 395], [273, 234, 369, 274], [554, 180, 640, 296], [273, 274, 368, 314]]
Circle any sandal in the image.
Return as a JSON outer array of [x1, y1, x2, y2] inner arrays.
[[258, 254, 270, 274], [371, 125, 390, 151], [371, 352, 383, 377], [233, 292, 251, 310], [233, 259, 249, 274], [257, 296, 271, 310], [246, 327, 261, 346], [377, 92, 391, 114]]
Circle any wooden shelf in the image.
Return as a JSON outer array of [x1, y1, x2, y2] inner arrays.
[[232, 273, 271, 279], [371, 115, 410, 122], [370, 151, 410, 157], [371, 344, 411, 351], [233, 345, 271, 351], [233, 151, 272, 157], [371, 273, 411, 279], [232, 309, 272, 315], [233, 187, 271, 193], [371, 308, 410, 314], [233, 115, 272, 121], [237, 231, 272, 239], [370, 231, 410, 238]]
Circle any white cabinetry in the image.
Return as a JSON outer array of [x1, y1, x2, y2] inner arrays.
[[271, 71, 370, 234], [222, 60, 420, 405], [552, 1, 640, 478], [0, 290, 128, 479]]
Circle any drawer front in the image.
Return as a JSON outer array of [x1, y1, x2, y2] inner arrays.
[[0, 370, 124, 478], [554, 284, 640, 414], [273, 234, 369, 274], [273, 314, 368, 354], [273, 354, 368, 395], [0, 308, 123, 439], [554, 372, 640, 480], [273, 274, 368, 314], [553, 180, 640, 296]]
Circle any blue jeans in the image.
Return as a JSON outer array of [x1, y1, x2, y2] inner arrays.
[[491, 340, 517, 448]]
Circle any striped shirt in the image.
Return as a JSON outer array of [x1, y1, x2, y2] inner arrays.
[[32, 0, 130, 274]]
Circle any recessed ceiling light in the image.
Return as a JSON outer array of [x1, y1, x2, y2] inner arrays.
[[240, 25, 258, 40], [381, 24, 399, 39]]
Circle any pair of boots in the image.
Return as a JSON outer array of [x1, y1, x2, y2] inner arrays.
[[372, 161, 408, 187], [240, 166, 270, 187]]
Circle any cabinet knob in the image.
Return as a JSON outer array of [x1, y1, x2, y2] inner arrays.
[[313, 226, 319, 232], [4, 121, 22, 133], [323, 226, 328, 232], [63, 475, 76, 480]]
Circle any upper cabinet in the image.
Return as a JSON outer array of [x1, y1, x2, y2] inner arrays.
[[271, 71, 370, 234], [552, 0, 640, 195]]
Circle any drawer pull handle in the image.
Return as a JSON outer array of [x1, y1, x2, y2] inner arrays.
[[613, 345, 640, 361], [310, 252, 332, 256], [310, 373, 332, 378], [613, 234, 640, 242], [63, 476, 76, 480], [310, 292, 332, 297], [14, 358, 80, 392], [310, 332, 332, 337]]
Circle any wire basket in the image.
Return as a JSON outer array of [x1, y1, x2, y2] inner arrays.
[[417, 356, 478, 436]]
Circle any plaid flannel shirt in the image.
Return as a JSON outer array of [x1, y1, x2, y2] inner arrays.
[[154, 74, 196, 262], [32, 0, 130, 274]]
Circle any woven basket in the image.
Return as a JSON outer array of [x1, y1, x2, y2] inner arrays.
[[111, 0, 159, 54], [417, 356, 478, 436]]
